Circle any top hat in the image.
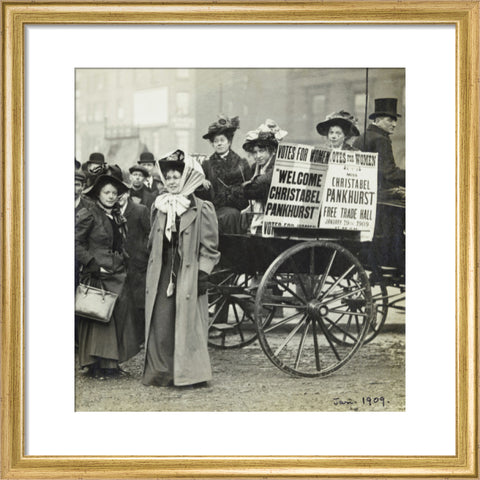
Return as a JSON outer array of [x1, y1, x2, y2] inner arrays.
[[369, 98, 402, 120], [129, 164, 149, 177], [88, 152, 106, 165], [138, 151, 155, 164], [316, 110, 360, 137], [83, 174, 129, 199], [202, 115, 240, 141], [158, 149, 185, 175]]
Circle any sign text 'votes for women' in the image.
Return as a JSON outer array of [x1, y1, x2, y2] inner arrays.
[[262, 143, 378, 240]]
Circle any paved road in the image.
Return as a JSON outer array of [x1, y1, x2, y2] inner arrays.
[[75, 314, 405, 412]]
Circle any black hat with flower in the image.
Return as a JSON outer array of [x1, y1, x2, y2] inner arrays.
[[158, 149, 186, 176], [202, 114, 240, 141]]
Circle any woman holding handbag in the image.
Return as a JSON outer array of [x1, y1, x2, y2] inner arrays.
[[143, 150, 220, 388], [75, 174, 141, 379]]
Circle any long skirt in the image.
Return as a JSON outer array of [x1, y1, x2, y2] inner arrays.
[[142, 246, 178, 386], [78, 269, 141, 369]]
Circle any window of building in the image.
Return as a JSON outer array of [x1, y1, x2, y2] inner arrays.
[[175, 130, 190, 153], [176, 92, 190, 116]]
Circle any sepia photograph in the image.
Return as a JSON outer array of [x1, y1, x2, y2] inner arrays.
[[74, 68, 406, 412]]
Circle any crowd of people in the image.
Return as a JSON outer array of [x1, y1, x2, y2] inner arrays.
[[74, 97, 405, 387]]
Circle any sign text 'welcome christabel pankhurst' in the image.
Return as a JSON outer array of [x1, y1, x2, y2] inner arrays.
[[262, 143, 378, 241]]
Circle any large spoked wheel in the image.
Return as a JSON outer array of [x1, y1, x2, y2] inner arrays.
[[365, 278, 388, 343], [327, 275, 388, 346], [254, 241, 373, 377], [207, 268, 258, 349]]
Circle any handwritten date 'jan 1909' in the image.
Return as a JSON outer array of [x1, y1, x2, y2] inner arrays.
[[333, 396, 389, 407]]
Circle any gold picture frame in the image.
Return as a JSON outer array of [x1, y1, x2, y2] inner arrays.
[[1, 1, 478, 477]]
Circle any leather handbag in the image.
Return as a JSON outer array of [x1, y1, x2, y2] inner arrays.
[[75, 280, 118, 324]]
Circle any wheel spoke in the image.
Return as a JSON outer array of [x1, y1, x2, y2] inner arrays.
[[328, 307, 368, 317], [322, 316, 360, 343], [313, 250, 337, 298], [317, 318, 342, 361], [231, 303, 246, 342], [318, 265, 355, 301], [274, 315, 307, 356], [294, 321, 310, 369], [209, 298, 227, 325], [262, 302, 306, 310], [311, 319, 321, 371], [264, 311, 304, 333], [287, 257, 309, 300], [322, 286, 366, 306], [208, 295, 224, 307], [272, 276, 307, 304]]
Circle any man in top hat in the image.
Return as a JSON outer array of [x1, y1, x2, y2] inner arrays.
[[353, 98, 405, 192], [128, 164, 157, 211], [138, 151, 161, 193]]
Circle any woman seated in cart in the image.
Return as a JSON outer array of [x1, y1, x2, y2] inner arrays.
[[198, 114, 252, 234], [240, 119, 288, 234], [316, 110, 360, 150]]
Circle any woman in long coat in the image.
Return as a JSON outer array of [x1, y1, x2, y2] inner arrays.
[[198, 114, 252, 233], [143, 150, 220, 387], [75, 174, 141, 379]]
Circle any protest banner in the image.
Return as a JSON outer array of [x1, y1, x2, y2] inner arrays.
[[262, 143, 330, 235], [262, 143, 378, 240], [319, 149, 378, 241]]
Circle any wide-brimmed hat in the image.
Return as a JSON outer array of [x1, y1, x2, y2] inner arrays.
[[242, 119, 288, 153], [83, 174, 129, 199], [138, 151, 156, 164], [129, 165, 149, 177], [316, 111, 360, 137], [75, 158, 81, 170], [158, 149, 185, 175], [87, 152, 106, 165], [202, 115, 240, 141], [369, 98, 402, 120]]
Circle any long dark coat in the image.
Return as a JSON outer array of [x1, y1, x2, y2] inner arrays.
[[352, 124, 405, 190], [200, 150, 252, 210], [75, 204, 140, 367], [123, 199, 150, 342], [144, 197, 220, 386]]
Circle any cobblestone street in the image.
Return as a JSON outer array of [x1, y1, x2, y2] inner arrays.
[[75, 317, 405, 412]]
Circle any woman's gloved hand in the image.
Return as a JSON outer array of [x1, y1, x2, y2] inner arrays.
[[197, 270, 209, 296]]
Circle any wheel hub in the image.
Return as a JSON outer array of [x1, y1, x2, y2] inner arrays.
[[306, 300, 328, 318]]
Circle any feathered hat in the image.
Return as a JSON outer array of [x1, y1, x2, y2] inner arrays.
[[242, 119, 288, 153], [202, 115, 240, 141], [316, 111, 360, 138]]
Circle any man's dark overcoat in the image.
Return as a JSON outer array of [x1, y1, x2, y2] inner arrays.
[[353, 124, 405, 190]]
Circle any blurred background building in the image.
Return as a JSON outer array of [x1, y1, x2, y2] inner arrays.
[[75, 68, 404, 171]]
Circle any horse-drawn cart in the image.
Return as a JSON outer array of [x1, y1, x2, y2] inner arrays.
[[207, 143, 405, 378]]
